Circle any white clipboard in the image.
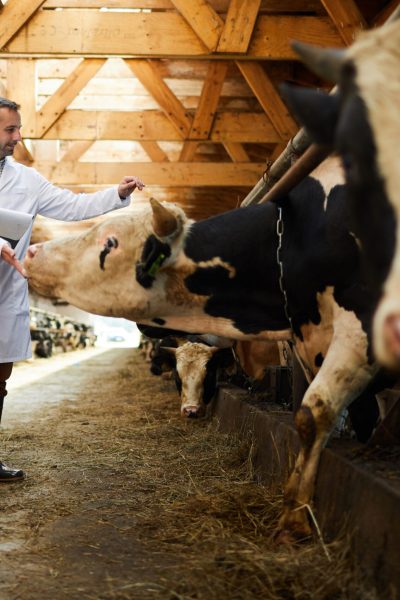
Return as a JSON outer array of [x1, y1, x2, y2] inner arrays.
[[0, 207, 34, 249]]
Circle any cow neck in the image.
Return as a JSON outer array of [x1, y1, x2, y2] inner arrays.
[[276, 205, 293, 331]]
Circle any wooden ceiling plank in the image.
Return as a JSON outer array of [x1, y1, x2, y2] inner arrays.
[[36, 58, 106, 137], [125, 59, 192, 138], [189, 61, 228, 140], [223, 142, 250, 162], [33, 161, 264, 186], [61, 141, 93, 161], [42, 1, 323, 10], [140, 141, 169, 162], [217, 0, 261, 53], [320, 0, 366, 45], [4, 13, 343, 58], [179, 141, 198, 162], [237, 61, 297, 139], [169, 0, 224, 52], [0, 0, 46, 50], [225, 142, 252, 163], [42, 110, 281, 143], [6, 59, 37, 137]]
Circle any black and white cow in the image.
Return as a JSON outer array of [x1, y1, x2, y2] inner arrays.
[[25, 157, 382, 540], [281, 18, 400, 371]]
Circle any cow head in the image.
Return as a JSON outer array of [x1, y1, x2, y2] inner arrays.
[[25, 198, 192, 321], [164, 342, 229, 418], [281, 20, 400, 368]]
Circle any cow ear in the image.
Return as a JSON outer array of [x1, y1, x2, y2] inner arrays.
[[291, 42, 345, 84], [150, 197, 180, 239], [280, 83, 340, 146]]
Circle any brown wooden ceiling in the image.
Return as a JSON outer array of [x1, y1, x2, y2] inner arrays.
[[0, 0, 397, 230]]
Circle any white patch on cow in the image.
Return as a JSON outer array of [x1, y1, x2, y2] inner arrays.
[[309, 156, 345, 211], [347, 21, 400, 366]]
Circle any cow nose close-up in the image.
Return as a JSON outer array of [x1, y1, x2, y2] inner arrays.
[[182, 406, 200, 418]]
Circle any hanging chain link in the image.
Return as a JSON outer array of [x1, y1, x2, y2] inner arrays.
[[276, 206, 293, 331]]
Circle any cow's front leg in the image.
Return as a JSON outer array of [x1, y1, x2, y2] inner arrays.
[[277, 303, 376, 541]]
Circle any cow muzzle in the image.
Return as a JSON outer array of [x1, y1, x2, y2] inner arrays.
[[181, 404, 205, 418], [373, 296, 400, 370]]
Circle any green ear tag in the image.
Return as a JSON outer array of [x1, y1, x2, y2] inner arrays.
[[147, 253, 166, 278]]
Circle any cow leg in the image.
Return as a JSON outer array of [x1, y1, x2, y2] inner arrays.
[[277, 306, 376, 541]]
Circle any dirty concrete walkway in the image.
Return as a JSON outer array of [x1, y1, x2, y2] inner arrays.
[[0, 348, 376, 600]]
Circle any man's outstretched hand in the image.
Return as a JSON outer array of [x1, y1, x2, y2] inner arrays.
[[1, 245, 27, 278], [118, 176, 145, 199]]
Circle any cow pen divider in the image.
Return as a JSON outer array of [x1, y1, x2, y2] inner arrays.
[[213, 385, 400, 597]]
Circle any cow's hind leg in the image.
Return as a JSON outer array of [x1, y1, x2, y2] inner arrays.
[[277, 305, 376, 541]]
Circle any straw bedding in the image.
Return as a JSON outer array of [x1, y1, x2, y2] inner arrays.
[[0, 349, 378, 599]]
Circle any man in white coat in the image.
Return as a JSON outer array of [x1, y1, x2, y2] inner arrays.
[[0, 97, 145, 481]]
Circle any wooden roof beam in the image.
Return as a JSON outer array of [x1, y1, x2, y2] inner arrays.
[[223, 142, 250, 162], [179, 141, 199, 162], [43, 110, 281, 143], [0, 0, 46, 50], [36, 58, 106, 138], [320, 0, 366, 45], [170, 0, 224, 52], [33, 161, 264, 186], [125, 59, 192, 138], [189, 61, 228, 140], [140, 141, 169, 162], [60, 141, 93, 161], [217, 0, 261, 53], [3, 13, 343, 58], [236, 61, 298, 139]]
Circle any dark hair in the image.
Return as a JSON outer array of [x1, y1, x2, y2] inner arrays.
[[0, 97, 20, 111]]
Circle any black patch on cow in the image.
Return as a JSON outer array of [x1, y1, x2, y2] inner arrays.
[[136, 235, 171, 288], [152, 318, 166, 326], [202, 348, 234, 405], [99, 236, 118, 270], [183, 203, 289, 334], [314, 353, 324, 368], [334, 73, 396, 298], [137, 323, 199, 339], [174, 371, 182, 395]]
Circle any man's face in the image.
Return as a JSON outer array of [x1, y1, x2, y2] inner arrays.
[[0, 107, 22, 159]]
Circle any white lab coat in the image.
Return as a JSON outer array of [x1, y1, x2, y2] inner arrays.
[[0, 157, 131, 363]]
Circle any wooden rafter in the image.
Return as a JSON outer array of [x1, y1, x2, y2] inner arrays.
[[223, 142, 250, 162], [36, 58, 106, 137], [4, 13, 343, 58], [0, 0, 46, 50], [41, 110, 281, 143], [140, 141, 169, 162], [320, 0, 366, 45], [237, 61, 298, 139], [189, 61, 228, 140], [60, 141, 93, 161], [179, 141, 199, 162], [13, 141, 34, 164], [125, 59, 192, 138], [33, 161, 264, 186], [169, 0, 224, 52], [217, 0, 261, 53]]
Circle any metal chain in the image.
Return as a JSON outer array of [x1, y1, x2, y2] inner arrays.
[[276, 205, 293, 330]]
